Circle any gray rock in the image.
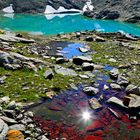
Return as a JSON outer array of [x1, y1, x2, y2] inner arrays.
[[85, 36, 94, 42], [0, 50, 16, 66], [55, 65, 77, 77], [82, 62, 94, 71], [73, 56, 92, 65], [127, 94, 140, 108], [110, 68, 119, 79], [56, 53, 63, 57], [109, 58, 117, 63], [7, 101, 16, 109], [23, 62, 37, 72], [107, 97, 127, 108], [20, 118, 33, 124], [79, 74, 89, 79], [0, 119, 9, 139], [24, 111, 34, 118], [44, 69, 54, 80], [9, 124, 25, 132], [41, 135, 49, 140], [0, 96, 10, 104], [4, 63, 21, 70], [117, 76, 129, 86], [70, 83, 78, 90], [83, 87, 99, 95], [110, 83, 122, 90], [126, 84, 140, 95], [3, 110, 16, 118], [56, 57, 66, 64], [94, 35, 105, 42], [89, 98, 102, 110], [0, 34, 35, 43], [0, 76, 7, 84], [79, 47, 89, 53], [0, 116, 17, 124], [93, 64, 104, 70], [103, 85, 109, 90]]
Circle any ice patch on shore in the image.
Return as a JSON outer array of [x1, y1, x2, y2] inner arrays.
[[44, 5, 81, 14], [2, 4, 14, 13]]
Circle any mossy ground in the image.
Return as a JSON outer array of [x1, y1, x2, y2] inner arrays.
[[0, 32, 140, 102]]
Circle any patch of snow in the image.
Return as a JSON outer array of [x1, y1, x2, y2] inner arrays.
[[44, 5, 81, 14], [83, 0, 94, 12], [2, 4, 14, 13]]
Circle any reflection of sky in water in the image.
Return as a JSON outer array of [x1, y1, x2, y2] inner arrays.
[[62, 43, 86, 59], [48, 41, 88, 59], [0, 14, 140, 36]]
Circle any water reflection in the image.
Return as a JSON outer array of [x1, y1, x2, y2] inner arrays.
[[0, 14, 140, 36], [29, 71, 140, 139]]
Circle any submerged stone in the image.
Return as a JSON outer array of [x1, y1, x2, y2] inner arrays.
[[83, 86, 99, 95], [89, 97, 102, 110]]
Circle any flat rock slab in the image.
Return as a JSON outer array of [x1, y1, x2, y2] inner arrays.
[[107, 97, 128, 109], [0, 34, 34, 43], [55, 65, 77, 77]]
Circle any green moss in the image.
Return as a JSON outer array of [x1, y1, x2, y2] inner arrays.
[[0, 66, 83, 102]]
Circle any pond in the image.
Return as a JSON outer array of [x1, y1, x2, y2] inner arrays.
[[0, 14, 140, 36]]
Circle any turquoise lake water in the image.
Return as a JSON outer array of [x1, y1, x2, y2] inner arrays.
[[0, 13, 140, 36]]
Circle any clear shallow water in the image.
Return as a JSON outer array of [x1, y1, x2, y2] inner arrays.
[[0, 13, 140, 36]]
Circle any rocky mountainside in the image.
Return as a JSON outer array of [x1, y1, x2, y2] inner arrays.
[[0, 0, 140, 22]]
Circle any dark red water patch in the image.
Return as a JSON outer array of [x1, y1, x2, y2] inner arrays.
[[30, 73, 140, 140]]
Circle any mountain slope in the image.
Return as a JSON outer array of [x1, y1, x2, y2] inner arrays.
[[0, 0, 140, 23]]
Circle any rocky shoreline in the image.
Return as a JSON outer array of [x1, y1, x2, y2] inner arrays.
[[0, 30, 140, 139]]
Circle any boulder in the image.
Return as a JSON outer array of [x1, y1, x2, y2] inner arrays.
[[9, 124, 25, 132], [55, 65, 77, 77], [0, 119, 9, 140], [94, 35, 105, 42], [0, 76, 7, 84], [83, 87, 99, 95], [0, 50, 16, 66], [103, 85, 109, 90], [56, 57, 66, 64], [79, 47, 89, 53], [82, 62, 94, 71], [107, 97, 127, 108], [110, 83, 122, 90], [73, 56, 92, 65], [117, 76, 129, 86], [93, 64, 104, 70], [0, 116, 17, 124], [44, 69, 54, 80], [126, 84, 140, 95], [89, 98, 102, 110], [110, 68, 119, 79], [0, 96, 10, 104], [128, 94, 140, 108], [85, 36, 94, 42], [0, 34, 34, 43]]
